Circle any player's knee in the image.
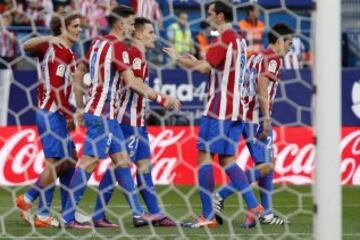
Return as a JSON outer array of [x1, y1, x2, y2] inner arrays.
[[111, 153, 131, 168], [256, 162, 274, 177], [136, 160, 151, 174], [197, 151, 213, 165], [79, 155, 99, 172], [218, 155, 235, 168]]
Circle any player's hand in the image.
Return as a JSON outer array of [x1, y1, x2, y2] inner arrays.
[[163, 96, 181, 111], [50, 36, 66, 49], [75, 109, 85, 126], [258, 118, 271, 140], [184, 53, 198, 61], [163, 47, 180, 61], [67, 119, 75, 131]]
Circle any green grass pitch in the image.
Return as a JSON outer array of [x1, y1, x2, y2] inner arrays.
[[0, 185, 358, 239]]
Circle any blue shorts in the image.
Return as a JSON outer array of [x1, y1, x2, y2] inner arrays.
[[243, 122, 274, 164], [120, 124, 151, 162], [36, 109, 75, 159], [197, 116, 244, 155], [83, 113, 125, 159]]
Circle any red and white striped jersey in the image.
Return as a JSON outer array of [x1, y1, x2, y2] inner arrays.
[[241, 48, 282, 123], [36, 44, 76, 119], [0, 30, 16, 58], [204, 29, 245, 121], [117, 45, 149, 127], [83, 34, 131, 119], [132, 0, 162, 21]]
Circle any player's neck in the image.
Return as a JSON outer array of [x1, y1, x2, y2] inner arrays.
[[133, 39, 146, 54], [217, 22, 232, 34], [58, 35, 72, 48], [269, 44, 279, 56], [109, 29, 125, 41]]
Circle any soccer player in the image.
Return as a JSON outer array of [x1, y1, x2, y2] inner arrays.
[[164, 1, 263, 228], [63, 5, 180, 228], [213, 23, 294, 226], [91, 17, 177, 227], [15, 13, 81, 227]]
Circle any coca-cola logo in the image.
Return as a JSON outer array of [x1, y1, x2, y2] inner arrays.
[[0, 127, 359, 186]]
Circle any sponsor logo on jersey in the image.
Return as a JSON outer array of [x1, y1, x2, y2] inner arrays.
[[133, 58, 142, 70], [56, 65, 65, 77], [268, 60, 277, 73]]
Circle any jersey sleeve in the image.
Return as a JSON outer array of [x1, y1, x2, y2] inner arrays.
[[130, 48, 143, 78], [49, 49, 73, 119], [206, 40, 226, 69], [34, 42, 49, 61], [113, 42, 131, 72], [259, 57, 281, 82]]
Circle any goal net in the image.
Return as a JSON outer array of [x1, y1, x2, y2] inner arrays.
[[0, 0, 353, 239]]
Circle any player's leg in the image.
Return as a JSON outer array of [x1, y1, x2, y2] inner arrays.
[[135, 154, 177, 226], [251, 124, 288, 225], [16, 110, 67, 227], [183, 116, 217, 228], [217, 120, 264, 228], [91, 166, 117, 227], [58, 143, 77, 213], [213, 162, 272, 225], [62, 113, 109, 228], [34, 158, 61, 228], [58, 146, 90, 223], [107, 120, 146, 227], [127, 126, 164, 218], [214, 122, 271, 221]]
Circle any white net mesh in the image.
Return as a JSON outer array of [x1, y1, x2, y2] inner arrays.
[[0, 0, 352, 239]]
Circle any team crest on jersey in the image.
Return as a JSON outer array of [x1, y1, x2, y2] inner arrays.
[[56, 64, 66, 77], [268, 60, 277, 73], [133, 58, 142, 70], [122, 51, 130, 64]]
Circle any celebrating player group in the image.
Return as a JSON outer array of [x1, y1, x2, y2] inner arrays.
[[15, 1, 293, 230]]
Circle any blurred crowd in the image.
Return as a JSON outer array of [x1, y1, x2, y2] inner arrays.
[[0, 0, 309, 69]]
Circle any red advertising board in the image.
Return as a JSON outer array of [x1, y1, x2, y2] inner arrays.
[[0, 126, 359, 186]]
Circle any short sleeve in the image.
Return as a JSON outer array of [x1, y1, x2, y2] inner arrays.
[[34, 42, 49, 60], [206, 43, 226, 69], [113, 42, 131, 72], [129, 48, 143, 78]]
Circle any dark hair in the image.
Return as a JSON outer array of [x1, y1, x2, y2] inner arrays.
[[245, 5, 256, 15], [212, 1, 233, 23], [176, 11, 187, 17], [50, 12, 80, 36], [268, 23, 294, 44], [134, 17, 152, 32], [107, 5, 135, 28], [200, 20, 210, 29]]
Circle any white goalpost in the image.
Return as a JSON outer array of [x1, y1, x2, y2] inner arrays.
[[314, 0, 341, 239]]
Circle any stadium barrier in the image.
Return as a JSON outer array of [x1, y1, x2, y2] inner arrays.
[[0, 126, 359, 186]]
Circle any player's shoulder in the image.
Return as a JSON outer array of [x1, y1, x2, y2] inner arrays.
[[53, 45, 73, 61], [260, 48, 281, 61], [220, 29, 241, 47], [129, 45, 143, 59], [129, 46, 145, 71]]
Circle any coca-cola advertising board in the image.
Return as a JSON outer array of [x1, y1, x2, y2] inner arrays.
[[0, 126, 359, 186]]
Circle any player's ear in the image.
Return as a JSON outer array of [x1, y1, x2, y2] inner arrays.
[[217, 12, 224, 23]]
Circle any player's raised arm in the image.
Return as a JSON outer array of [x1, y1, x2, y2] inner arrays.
[[23, 35, 66, 52], [163, 47, 211, 74]]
